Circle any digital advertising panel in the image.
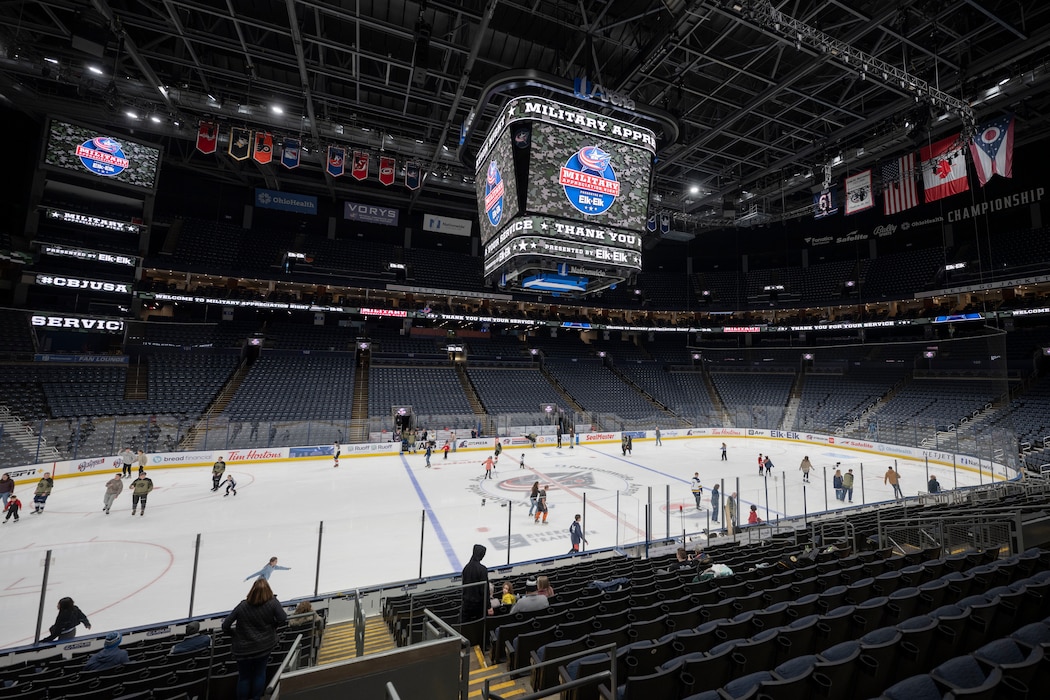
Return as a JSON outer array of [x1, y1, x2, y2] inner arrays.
[[43, 118, 162, 191], [475, 123, 521, 245]]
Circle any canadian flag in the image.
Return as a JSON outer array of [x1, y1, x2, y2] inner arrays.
[[920, 134, 969, 203]]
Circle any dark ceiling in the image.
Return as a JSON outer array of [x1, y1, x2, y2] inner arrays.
[[1, 0, 1048, 239]]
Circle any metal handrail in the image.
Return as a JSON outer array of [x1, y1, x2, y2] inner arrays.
[[263, 632, 303, 699]]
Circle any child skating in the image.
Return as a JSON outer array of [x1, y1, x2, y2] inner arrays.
[[519, 454, 525, 469], [3, 494, 21, 523], [223, 474, 238, 496]]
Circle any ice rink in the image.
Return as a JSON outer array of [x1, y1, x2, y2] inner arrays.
[[0, 434, 1002, 650]]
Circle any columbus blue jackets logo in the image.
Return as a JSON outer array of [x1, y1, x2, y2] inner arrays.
[[559, 145, 620, 215], [75, 136, 129, 177], [484, 160, 505, 227]]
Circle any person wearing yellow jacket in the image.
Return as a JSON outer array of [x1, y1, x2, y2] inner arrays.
[[130, 471, 154, 516]]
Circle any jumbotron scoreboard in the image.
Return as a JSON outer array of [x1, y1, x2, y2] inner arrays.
[[476, 96, 656, 295]]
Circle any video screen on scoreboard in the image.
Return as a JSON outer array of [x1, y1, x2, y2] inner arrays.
[[42, 118, 162, 191], [526, 121, 652, 231], [475, 126, 521, 246]]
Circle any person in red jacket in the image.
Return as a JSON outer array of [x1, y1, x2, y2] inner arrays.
[[3, 493, 21, 523], [747, 504, 762, 525]]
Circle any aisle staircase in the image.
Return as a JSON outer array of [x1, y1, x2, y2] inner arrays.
[[316, 616, 396, 665], [349, 361, 370, 442], [180, 360, 250, 450], [123, 356, 149, 400]]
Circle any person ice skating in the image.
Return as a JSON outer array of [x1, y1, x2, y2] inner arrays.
[[748, 504, 762, 524], [460, 544, 489, 622], [928, 474, 941, 494], [757, 454, 765, 476], [84, 631, 129, 671], [223, 578, 287, 700], [43, 596, 91, 642], [103, 474, 123, 514], [799, 456, 813, 483], [721, 442, 727, 461], [556, 425, 563, 448], [494, 440, 502, 465], [519, 453, 525, 469], [0, 472, 12, 509], [534, 484, 549, 524], [691, 472, 703, 510], [332, 441, 341, 468], [569, 425, 575, 449], [842, 469, 855, 502], [3, 493, 21, 523], [654, 426, 662, 446], [833, 467, 844, 501], [32, 472, 54, 514], [885, 467, 902, 499], [482, 455, 494, 479], [136, 449, 148, 473], [450, 431, 456, 452], [442, 440, 450, 459], [119, 447, 134, 478], [621, 434, 628, 456], [763, 455, 774, 476], [710, 483, 721, 522], [245, 556, 290, 582], [424, 442, 432, 468], [528, 481, 540, 516], [130, 470, 153, 516], [626, 435, 633, 455], [211, 456, 226, 491], [224, 474, 238, 496], [568, 513, 587, 553]]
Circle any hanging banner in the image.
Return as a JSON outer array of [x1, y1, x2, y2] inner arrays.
[[405, 161, 422, 190], [281, 138, 301, 169], [659, 212, 671, 234], [844, 170, 874, 215], [814, 189, 838, 219], [327, 145, 346, 178], [196, 121, 217, 154], [252, 132, 273, 164], [970, 114, 1014, 187], [646, 213, 657, 233], [352, 151, 369, 181], [228, 127, 251, 161], [424, 214, 472, 237], [921, 133, 969, 203], [379, 156, 396, 186]]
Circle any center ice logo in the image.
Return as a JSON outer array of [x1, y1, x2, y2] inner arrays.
[[75, 136, 130, 177], [559, 145, 620, 216], [484, 160, 505, 227]]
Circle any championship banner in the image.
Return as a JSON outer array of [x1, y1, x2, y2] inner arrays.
[[252, 132, 273, 164], [660, 212, 671, 234], [844, 170, 874, 215], [281, 138, 301, 169], [352, 151, 369, 181], [646, 213, 657, 233], [379, 156, 396, 186], [228, 127, 251, 161], [196, 121, 217, 154], [814, 188, 838, 219], [405, 161, 422, 190], [326, 145, 346, 178]]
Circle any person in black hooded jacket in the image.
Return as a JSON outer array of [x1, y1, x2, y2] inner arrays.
[[460, 544, 489, 622], [42, 596, 91, 642]]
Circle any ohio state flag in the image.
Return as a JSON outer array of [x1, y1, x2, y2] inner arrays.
[[327, 146, 345, 177], [921, 134, 969, 203], [351, 151, 369, 181], [228, 127, 251, 161], [253, 132, 273, 164], [196, 121, 217, 154], [379, 156, 395, 186], [969, 114, 1014, 187]]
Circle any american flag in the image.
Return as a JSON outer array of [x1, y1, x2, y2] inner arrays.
[[882, 152, 919, 215]]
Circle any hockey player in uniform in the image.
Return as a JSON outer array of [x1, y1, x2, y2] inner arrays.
[[32, 473, 54, 514], [691, 472, 703, 510], [131, 471, 154, 516], [211, 457, 226, 491]]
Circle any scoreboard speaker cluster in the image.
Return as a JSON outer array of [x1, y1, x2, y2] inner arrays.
[[475, 96, 655, 296]]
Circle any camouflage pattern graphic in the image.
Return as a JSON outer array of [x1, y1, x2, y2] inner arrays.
[[527, 122, 651, 230], [45, 120, 162, 191], [476, 127, 520, 245]]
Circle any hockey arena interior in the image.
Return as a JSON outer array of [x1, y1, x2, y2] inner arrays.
[[3, 1, 1050, 698]]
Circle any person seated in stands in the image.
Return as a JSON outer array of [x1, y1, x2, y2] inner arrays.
[[170, 620, 212, 655], [675, 548, 696, 570], [84, 631, 129, 671], [535, 575, 555, 598], [289, 601, 323, 635], [492, 582, 516, 614], [510, 579, 550, 614]]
